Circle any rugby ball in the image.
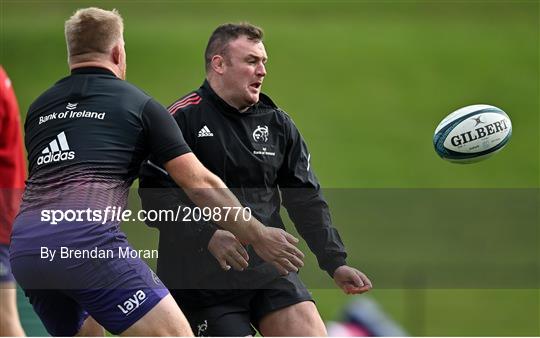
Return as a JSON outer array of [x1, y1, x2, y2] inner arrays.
[[433, 104, 512, 163]]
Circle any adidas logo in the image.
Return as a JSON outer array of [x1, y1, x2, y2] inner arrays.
[[198, 125, 214, 137], [37, 131, 75, 165]]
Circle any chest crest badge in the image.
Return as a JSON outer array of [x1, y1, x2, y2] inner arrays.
[[252, 125, 269, 142]]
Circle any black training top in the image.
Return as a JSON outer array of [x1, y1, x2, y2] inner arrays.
[[11, 67, 191, 257], [139, 80, 347, 292]]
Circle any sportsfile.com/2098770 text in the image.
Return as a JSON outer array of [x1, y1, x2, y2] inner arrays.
[[40, 206, 252, 225]]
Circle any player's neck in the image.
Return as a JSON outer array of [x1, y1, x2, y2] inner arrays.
[[206, 77, 250, 112], [70, 61, 122, 79]]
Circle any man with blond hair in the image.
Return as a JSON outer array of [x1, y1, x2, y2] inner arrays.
[[9, 9, 303, 336], [139, 22, 372, 336]]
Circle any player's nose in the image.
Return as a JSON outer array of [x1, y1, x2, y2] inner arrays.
[[256, 63, 266, 77]]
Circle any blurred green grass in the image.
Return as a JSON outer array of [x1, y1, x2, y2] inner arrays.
[[2, 1, 538, 188], [2, 0, 538, 335]]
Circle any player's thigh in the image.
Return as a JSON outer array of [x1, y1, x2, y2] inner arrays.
[[70, 254, 190, 336], [75, 316, 105, 337], [70, 285, 187, 336], [252, 273, 326, 336], [11, 248, 187, 336], [189, 307, 254, 337], [258, 300, 327, 336], [119, 293, 193, 336], [175, 290, 255, 337]]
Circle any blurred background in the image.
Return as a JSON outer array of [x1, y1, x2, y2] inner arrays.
[[2, 0, 538, 336]]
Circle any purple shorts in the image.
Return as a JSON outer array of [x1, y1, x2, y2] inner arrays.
[[0, 244, 15, 283], [10, 239, 169, 336]]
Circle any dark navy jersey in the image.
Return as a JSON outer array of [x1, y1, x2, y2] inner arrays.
[[11, 67, 190, 257], [139, 80, 346, 292]]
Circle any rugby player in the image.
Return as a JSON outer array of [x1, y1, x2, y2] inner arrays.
[[9, 10, 303, 336], [0, 65, 26, 337], [139, 23, 372, 336]]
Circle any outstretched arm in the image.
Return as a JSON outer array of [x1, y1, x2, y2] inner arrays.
[[278, 116, 371, 291]]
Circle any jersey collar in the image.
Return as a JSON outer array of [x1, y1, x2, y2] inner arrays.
[[71, 67, 116, 77], [201, 80, 260, 115]]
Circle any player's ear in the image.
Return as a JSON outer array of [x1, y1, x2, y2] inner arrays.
[[111, 40, 124, 66], [211, 55, 225, 75]]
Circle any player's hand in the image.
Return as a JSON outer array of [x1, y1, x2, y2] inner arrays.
[[208, 230, 249, 271], [333, 265, 372, 295], [252, 227, 304, 275]]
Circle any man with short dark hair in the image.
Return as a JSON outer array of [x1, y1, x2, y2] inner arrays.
[[10, 10, 303, 337], [139, 22, 372, 336]]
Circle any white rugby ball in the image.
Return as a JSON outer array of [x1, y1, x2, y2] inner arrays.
[[433, 104, 512, 163]]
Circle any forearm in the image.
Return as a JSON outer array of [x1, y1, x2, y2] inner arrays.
[[283, 188, 347, 275]]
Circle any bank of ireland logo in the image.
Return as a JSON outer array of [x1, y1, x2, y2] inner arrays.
[[66, 102, 78, 110], [252, 125, 269, 142]]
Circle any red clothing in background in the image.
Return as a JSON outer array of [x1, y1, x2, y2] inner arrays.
[[0, 66, 26, 244]]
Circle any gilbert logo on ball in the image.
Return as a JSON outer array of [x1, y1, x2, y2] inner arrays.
[[433, 104, 512, 163]]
